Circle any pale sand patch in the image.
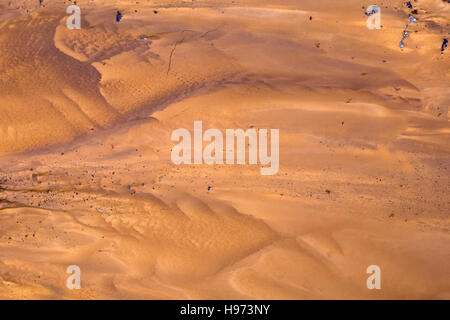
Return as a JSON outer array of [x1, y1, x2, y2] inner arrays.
[[0, 0, 448, 299]]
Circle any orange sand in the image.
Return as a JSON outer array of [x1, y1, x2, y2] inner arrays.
[[0, 0, 449, 299]]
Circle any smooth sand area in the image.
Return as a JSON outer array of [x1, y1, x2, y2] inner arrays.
[[0, 0, 449, 299]]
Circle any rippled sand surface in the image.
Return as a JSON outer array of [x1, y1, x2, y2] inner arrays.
[[0, 0, 449, 299]]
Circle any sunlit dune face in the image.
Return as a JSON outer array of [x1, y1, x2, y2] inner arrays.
[[0, 0, 448, 300]]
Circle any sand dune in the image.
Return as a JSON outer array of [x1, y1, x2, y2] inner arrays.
[[0, 0, 449, 299]]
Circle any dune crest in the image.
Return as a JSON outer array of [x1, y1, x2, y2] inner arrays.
[[0, 0, 449, 299]]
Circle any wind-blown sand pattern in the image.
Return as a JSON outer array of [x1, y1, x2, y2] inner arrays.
[[0, 0, 449, 299]]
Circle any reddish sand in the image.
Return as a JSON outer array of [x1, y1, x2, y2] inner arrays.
[[0, 0, 448, 299]]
